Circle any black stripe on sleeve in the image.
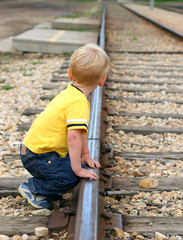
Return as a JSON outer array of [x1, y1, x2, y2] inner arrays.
[[67, 123, 88, 129]]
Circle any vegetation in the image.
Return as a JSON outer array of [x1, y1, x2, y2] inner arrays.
[[64, 13, 83, 18], [131, 36, 138, 41], [23, 72, 34, 77], [19, 67, 26, 71], [1, 84, 14, 90], [62, 52, 73, 57], [142, 0, 183, 3], [31, 60, 44, 65], [71, 0, 97, 2], [48, 96, 54, 101], [115, 38, 123, 42], [0, 53, 12, 59], [0, 79, 6, 84], [0, 61, 10, 65], [1, 67, 10, 72]]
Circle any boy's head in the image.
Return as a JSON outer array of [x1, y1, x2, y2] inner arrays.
[[69, 43, 109, 86]]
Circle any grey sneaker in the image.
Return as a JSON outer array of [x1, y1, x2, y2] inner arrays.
[[18, 182, 52, 209]]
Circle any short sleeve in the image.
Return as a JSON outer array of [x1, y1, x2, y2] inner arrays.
[[66, 100, 90, 134]]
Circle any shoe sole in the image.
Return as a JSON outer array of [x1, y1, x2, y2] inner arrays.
[[18, 185, 42, 209]]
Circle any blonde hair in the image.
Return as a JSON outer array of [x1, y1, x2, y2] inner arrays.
[[70, 43, 109, 86]]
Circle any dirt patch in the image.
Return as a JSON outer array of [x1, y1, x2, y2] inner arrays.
[[0, 0, 99, 41]]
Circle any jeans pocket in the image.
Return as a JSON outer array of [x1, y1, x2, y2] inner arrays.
[[21, 153, 46, 179], [21, 156, 37, 177], [21, 149, 33, 165], [22, 158, 35, 169]]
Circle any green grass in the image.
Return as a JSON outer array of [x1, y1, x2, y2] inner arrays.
[[0, 53, 12, 59], [63, 6, 99, 19], [23, 72, 34, 77], [63, 13, 83, 18], [127, 33, 139, 41], [71, 0, 96, 2], [19, 67, 36, 73], [1, 67, 17, 72], [19, 67, 27, 71], [66, 27, 94, 32], [31, 60, 44, 65], [143, 0, 183, 3], [115, 38, 123, 42], [62, 52, 73, 57], [1, 67, 10, 72], [1, 84, 14, 90], [28, 67, 36, 70], [48, 97, 54, 101], [0, 61, 10, 65], [131, 36, 138, 41], [0, 79, 6, 84]]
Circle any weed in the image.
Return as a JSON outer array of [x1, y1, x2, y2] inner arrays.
[[1, 68, 10, 72], [64, 13, 83, 18], [0, 79, 6, 84], [23, 72, 34, 77], [63, 8, 97, 19], [131, 36, 138, 41], [48, 97, 54, 101], [115, 38, 123, 42], [0, 53, 12, 59], [28, 67, 36, 71], [72, 0, 96, 2], [62, 52, 72, 57], [38, 54, 44, 58], [68, 27, 92, 31], [32, 60, 44, 65], [0, 61, 10, 65], [144, 0, 183, 3], [1, 84, 14, 90], [19, 67, 27, 71]]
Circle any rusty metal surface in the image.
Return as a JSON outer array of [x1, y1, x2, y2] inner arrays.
[[48, 211, 69, 231]]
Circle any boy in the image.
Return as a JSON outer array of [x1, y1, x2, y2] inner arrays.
[[18, 43, 110, 209]]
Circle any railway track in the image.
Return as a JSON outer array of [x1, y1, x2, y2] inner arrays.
[[135, 1, 183, 15], [1, 1, 183, 239], [102, 2, 183, 239], [155, 3, 183, 15]]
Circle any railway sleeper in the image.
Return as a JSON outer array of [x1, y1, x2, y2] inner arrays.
[[105, 95, 183, 104]]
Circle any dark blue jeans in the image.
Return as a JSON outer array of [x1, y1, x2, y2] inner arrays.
[[20, 144, 81, 196]]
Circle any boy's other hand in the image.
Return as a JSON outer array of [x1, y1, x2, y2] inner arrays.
[[82, 153, 101, 169], [76, 168, 99, 180]]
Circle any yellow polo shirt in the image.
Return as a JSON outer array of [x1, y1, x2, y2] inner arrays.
[[23, 84, 90, 157]]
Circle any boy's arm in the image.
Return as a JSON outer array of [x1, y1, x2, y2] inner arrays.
[[67, 129, 99, 180], [81, 134, 101, 168]]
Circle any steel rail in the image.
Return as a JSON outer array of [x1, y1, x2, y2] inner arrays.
[[121, 4, 183, 39], [157, 5, 183, 15], [73, 3, 106, 240]]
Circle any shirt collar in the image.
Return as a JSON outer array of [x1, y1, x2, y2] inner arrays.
[[71, 84, 84, 94]]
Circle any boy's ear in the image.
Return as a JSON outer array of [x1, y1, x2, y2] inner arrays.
[[68, 68, 72, 81], [98, 75, 106, 87]]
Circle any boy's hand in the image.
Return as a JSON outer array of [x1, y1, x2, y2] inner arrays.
[[67, 130, 100, 180], [82, 153, 101, 169], [76, 168, 99, 180]]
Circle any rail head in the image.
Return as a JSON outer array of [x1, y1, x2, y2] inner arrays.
[[73, 3, 106, 240]]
